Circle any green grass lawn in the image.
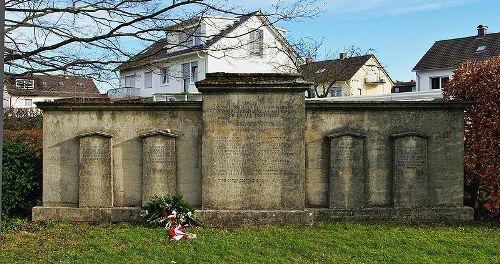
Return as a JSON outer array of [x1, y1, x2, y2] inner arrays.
[[1, 221, 499, 263]]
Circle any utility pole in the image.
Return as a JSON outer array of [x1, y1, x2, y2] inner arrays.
[[0, 0, 5, 238]]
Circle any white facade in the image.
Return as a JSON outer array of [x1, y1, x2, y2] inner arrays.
[[414, 68, 453, 92], [117, 14, 299, 98], [3, 91, 60, 108]]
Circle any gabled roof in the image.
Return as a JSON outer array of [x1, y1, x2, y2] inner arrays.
[[4, 74, 103, 97], [413, 32, 500, 71], [117, 11, 300, 71], [300, 55, 373, 82]]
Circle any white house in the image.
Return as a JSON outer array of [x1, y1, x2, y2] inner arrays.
[[3, 74, 103, 108], [413, 25, 500, 92], [114, 11, 301, 100]]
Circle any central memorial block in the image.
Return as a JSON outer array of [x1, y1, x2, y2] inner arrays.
[[198, 73, 310, 211]]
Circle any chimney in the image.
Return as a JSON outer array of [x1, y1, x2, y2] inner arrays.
[[339, 53, 348, 60], [477, 25, 488, 37], [305, 57, 313, 64]]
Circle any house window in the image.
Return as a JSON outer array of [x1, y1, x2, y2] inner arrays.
[[125, 75, 136, 88], [194, 26, 203, 46], [77, 82, 85, 88], [178, 25, 204, 48], [161, 67, 170, 84], [191, 62, 198, 83], [330, 87, 342, 97], [24, 99, 33, 107], [431, 76, 449, 89], [15, 79, 34, 89], [144, 71, 152, 89], [249, 29, 264, 57], [58, 81, 64, 86], [309, 88, 317, 98]]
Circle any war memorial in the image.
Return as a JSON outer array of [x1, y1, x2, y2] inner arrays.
[[32, 73, 473, 226]]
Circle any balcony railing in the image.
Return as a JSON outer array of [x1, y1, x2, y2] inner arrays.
[[107, 87, 140, 99], [152, 93, 202, 102]]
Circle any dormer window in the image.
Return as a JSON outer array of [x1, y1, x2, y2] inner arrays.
[[178, 25, 204, 48], [476, 46, 486, 52], [15, 79, 35, 89], [58, 81, 64, 86], [77, 82, 85, 88]]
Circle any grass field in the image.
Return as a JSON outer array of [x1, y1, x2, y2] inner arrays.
[[1, 221, 499, 263]]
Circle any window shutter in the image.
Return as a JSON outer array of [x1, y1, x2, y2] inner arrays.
[[182, 63, 190, 79], [257, 29, 264, 57]]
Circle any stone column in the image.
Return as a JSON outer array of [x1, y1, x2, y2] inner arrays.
[[141, 130, 178, 206], [392, 132, 428, 208], [78, 132, 113, 208], [198, 73, 310, 211], [328, 132, 366, 209]]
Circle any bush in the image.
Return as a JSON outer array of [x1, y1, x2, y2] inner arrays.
[[141, 195, 199, 228], [443, 56, 500, 219], [3, 108, 42, 130], [2, 136, 43, 218]]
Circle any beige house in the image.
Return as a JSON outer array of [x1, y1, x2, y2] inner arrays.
[[301, 54, 393, 97]]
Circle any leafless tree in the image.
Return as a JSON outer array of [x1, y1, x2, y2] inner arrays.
[[4, 0, 319, 86]]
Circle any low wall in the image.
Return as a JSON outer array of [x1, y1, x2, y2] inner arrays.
[[33, 73, 473, 225]]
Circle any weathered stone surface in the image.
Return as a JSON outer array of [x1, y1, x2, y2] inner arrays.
[[32, 206, 142, 222], [39, 102, 202, 208], [34, 74, 473, 224], [196, 210, 314, 227], [141, 131, 178, 206], [392, 133, 428, 208], [310, 207, 474, 222], [328, 132, 365, 209], [78, 133, 113, 208], [305, 102, 468, 209], [199, 73, 309, 210]]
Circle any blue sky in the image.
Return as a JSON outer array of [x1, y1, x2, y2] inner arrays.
[[272, 0, 500, 81]]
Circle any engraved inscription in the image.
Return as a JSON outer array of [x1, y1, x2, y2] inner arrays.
[[393, 136, 428, 208], [78, 135, 112, 208], [81, 146, 107, 160], [329, 135, 365, 209], [202, 92, 305, 210], [142, 135, 177, 206]]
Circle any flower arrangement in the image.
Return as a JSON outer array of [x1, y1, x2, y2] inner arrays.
[[141, 195, 200, 240]]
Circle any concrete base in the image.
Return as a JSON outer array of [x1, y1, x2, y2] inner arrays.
[[32, 207, 142, 222], [32, 206, 474, 225], [195, 210, 314, 227], [311, 207, 475, 222]]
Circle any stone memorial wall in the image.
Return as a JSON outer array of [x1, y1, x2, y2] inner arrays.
[[33, 73, 473, 225]]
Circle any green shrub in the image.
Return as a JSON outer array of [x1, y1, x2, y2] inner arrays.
[[141, 195, 200, 228], [2, 136, 42, 218]]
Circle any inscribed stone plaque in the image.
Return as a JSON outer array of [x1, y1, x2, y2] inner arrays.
[[199, 74, 308, 210], [393, 133, 428, 208], [79, 133, 112, 208], [141, 131, 177, 206], [328, 133, 365, 209]]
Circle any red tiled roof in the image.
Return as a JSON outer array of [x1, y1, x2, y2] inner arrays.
[[5, 74, 103, 98]]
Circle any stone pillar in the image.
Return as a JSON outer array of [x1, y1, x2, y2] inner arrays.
[[141, 130, 178, 206], [78, 132, 113, 208], [392, 132, 428, 208], [198, 73, 310, 211], [328, 132, 366, 209]]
